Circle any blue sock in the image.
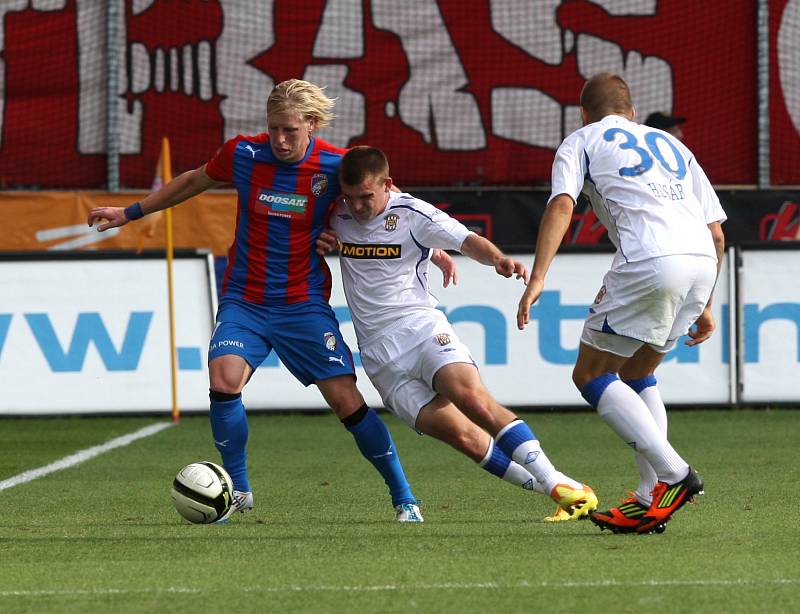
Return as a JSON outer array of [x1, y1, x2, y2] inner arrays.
[[624, 374, 657, 394], [494, 420, 558, 485], [480, 441, 542, 491], [343, 406, 416, 506], [480, 441, 512, 478], [580, 372, 620, 408], [209, 391, 250, 492], [495, 419, 537, 459]]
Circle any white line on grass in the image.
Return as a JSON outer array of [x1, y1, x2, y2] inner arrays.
[[1, 577, 797, 598], [0, 422, 173, 492]]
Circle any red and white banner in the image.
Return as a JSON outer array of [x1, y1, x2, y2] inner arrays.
[[0, 1, 794, 188], [771, 0, 800, 186]]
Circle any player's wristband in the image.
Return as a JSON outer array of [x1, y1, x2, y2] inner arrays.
[[124, 202, 144, 220]]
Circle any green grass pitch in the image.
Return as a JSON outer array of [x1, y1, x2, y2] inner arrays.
[[1, 409, 798, 613]]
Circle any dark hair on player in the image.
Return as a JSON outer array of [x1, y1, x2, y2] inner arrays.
[[339, 146, 390, 186]]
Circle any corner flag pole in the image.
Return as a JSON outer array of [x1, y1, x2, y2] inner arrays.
[[161, 137, 180, 423]]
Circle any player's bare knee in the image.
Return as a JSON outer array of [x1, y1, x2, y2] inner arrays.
[[318, 377, 363, 419], [209, 374, 243, 395], [208, 365, 245, 394], [328, 398, 359, 420], [325, 390, 364, 419]]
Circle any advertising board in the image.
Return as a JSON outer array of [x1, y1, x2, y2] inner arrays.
[[242, 253, 734, 409], [0, 253, 215, 414], [6, 247, 798, 414], [739, 248, 800, 403]]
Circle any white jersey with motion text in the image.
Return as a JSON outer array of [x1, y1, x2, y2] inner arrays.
[[330, 191, 471, 348], [550, 115, 726, 265]]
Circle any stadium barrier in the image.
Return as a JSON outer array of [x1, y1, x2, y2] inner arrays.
[[1, 246, 798, 415], [0, 190, 796, 256], [736, 243, 800, 403], [0, 251, 216, 414], [0, 191, 235, 254]]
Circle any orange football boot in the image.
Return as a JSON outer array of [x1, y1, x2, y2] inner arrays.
[[590, 493, 648, 534], [636, 467, 704, 534]]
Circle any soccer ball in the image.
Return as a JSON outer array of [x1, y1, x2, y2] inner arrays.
[[171, 461, 234, 524]]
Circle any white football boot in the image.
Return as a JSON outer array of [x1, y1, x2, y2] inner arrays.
[[394, 502, 424, 523], [214, 490, 254, 524]]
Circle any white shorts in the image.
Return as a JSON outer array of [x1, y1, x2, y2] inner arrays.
[[581, 254, 717, 357], [359, 310, 476, 429]]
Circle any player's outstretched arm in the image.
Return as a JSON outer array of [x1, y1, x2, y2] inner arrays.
[[460, 234, 528, 282], [517, 194, 573, 330], [87, 165, 222, 232], [430, 249, 457, 287]]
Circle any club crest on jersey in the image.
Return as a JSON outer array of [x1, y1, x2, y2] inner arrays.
[[593, 285, 606, 304], [323, 331, 337, 351], [435, 333, 451, 346], [311, 173, 329, 197], [384, 213, 399, 231]]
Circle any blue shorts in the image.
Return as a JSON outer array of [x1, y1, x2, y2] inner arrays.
[[208, 298, 355, 386]]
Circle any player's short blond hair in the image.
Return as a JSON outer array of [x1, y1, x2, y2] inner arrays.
[[267, 79, 336, 129], [339, 146, 390, 186], [580, 72, 633, 122]]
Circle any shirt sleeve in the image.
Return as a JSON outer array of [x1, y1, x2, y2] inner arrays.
[[204, 137, 240, 183], [405, 197, 471, 251], [547, 135, 586, 207], [688, 156, 727, 224]]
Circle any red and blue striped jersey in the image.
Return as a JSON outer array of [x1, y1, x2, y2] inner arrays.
[[205, 134, 345, 305]]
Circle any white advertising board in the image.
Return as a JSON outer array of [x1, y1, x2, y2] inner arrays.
[[0, 254, 215, 414], [0, 250, 742, 414], [242, 253, 734, 409], [739, 249, 800, 403]]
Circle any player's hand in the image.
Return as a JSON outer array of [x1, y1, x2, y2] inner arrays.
[[517, 278, 544, 330], [316, 229, 340, 255], [685, 306, 715, 346], [496, 257, 529, 284], [87, 206, 128, 232], [430, 249, 457, 288]]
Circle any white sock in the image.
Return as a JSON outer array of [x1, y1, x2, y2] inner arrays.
[[478, 438, 546, 493], [494, 420, 582, 493], [594, 379, 687, 483], [494, 421, 553, 484], [504, 462, 546, 493], [633, 384, 668, 504]]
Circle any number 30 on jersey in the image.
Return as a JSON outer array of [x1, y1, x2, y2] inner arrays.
[[604, 128, 687, 180]]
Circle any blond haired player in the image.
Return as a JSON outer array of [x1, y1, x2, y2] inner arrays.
[[89, 80, 423, 524], [318, 146, 598, 521], [517, 73, 726, 534]]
